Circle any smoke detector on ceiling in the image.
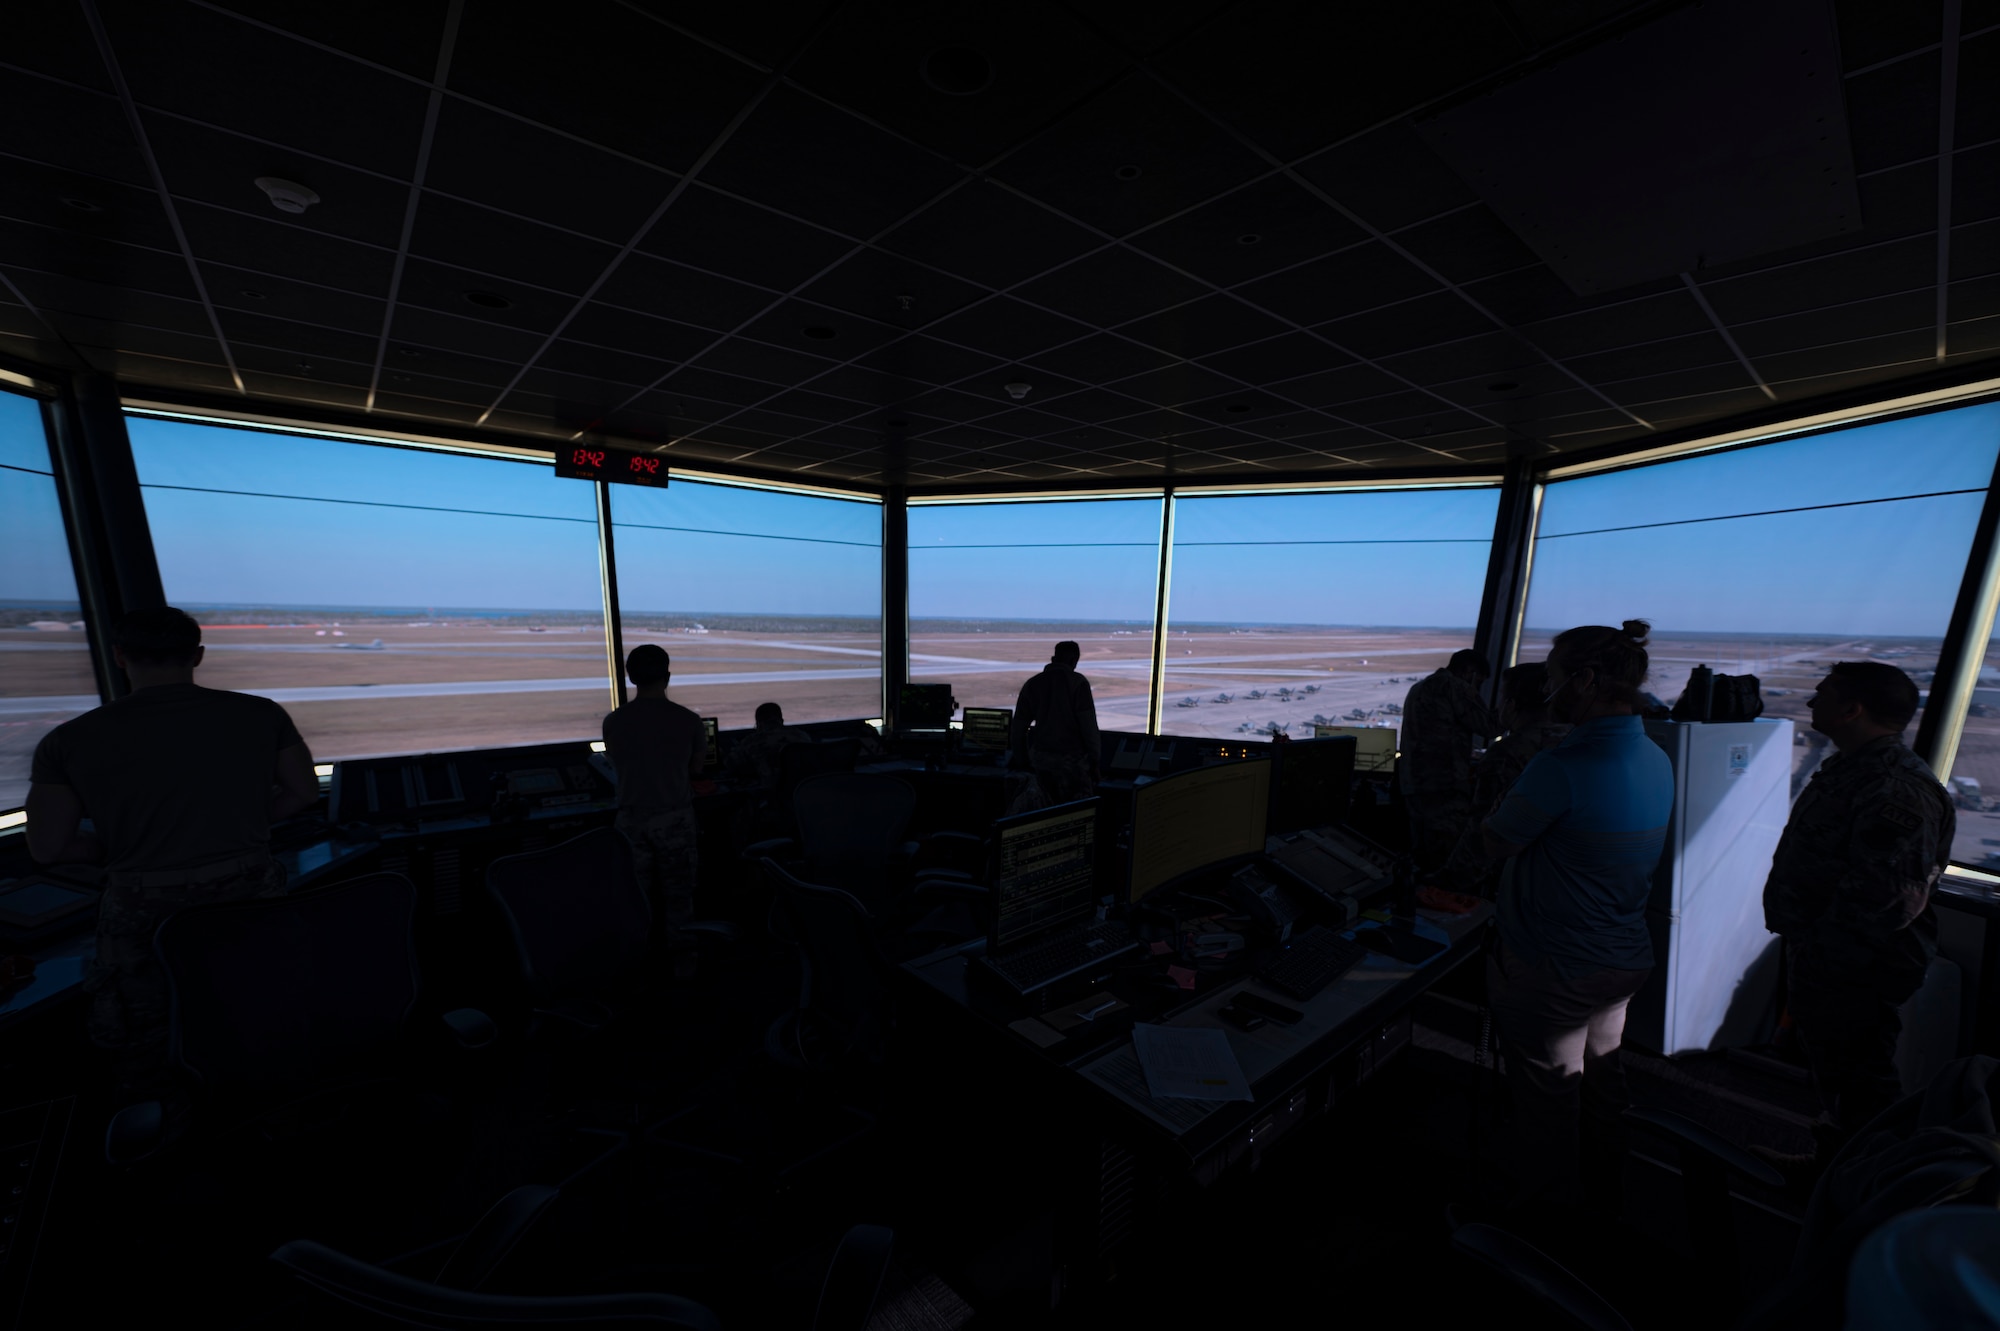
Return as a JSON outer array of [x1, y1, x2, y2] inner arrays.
[[1004, 382, 1031, 400], [254, 177, 320, 214]]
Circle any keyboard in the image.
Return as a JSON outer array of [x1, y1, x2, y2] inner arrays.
[[1257, 925, 1367, 1001], [983, 921, 1137, 994]]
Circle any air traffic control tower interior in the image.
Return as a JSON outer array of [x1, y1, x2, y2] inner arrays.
[[4, 2, 2000, 1326]]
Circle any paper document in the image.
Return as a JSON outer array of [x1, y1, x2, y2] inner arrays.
[[1130, 1023, 1254, 1102]]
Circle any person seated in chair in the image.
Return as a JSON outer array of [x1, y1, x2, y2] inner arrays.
[[725, 702, 811, 791], [603, 645, 706, 977], [26, 606, 318, 1121]]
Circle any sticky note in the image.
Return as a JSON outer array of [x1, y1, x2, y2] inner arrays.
[[1167, 965, 1197, 990]]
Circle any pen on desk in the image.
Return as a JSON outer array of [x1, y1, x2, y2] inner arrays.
[[1078, 998, 1118, 1021]]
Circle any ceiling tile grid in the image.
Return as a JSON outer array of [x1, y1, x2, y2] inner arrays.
[[0, 0, 1992, 489]]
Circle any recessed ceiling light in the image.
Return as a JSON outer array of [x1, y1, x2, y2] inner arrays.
[[921, 46, 993, 96], [62, 197, 101, 212], [239, 288, 267, 300], [465, 290, 511, 309], [1235, 233, 1262, 245], [1114, 164, 1143, 181], [804, 326, 836, 339], [1486, 380, 1520, 393]]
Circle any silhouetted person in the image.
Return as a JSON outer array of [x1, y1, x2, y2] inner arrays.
[[1763, 662, 1951, 1166], [1438, 661, 1570, 898], [1399, 648, 1493, 869], [725, 701, 810, 791], [1483, 621, 1673, 1207], [603, 645, 705, 974], [25, 606, 316, 1118], [1010, 640, 1100, 804]]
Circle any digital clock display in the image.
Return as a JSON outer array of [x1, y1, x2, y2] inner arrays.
[[553, 444, 670, 488]]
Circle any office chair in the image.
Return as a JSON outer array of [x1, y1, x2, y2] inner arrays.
[[106, 872, 495, 1165], [648, 857, 883, 1179], [770, 738, 861, 837], [1622, 1105, 1785, 1305], [1449, 1222, 1632, 1331], [761, 775, 983, 945], [274, 1187, 893, 1329], [485, 828, 734, 1038], [760, 857, 893, 1075]]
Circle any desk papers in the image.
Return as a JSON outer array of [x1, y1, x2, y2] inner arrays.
[[1130, 1023, 1253, 1102]]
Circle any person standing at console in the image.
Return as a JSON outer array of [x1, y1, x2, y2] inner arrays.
[[1483, 621, 1674, 1207], [1010, 640, 1102, 805], [26, 607, 318, 1116], [1399, 649, 1494, 870], [603, 644, 707, 974]]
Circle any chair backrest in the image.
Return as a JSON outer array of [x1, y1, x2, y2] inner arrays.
[[775, 739, 861, 834], [272, 1240, 721, 1329], [763, 859, 888, 1071], [486, 828, 650, 1006], [792, 773, 916, 902], [158, 872, 420, 1100], [1450, 1222, 1633, 1331]]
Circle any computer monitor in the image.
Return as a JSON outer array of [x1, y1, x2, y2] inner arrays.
[[1315, 724, 1396, 773], [1268, 736, 1356, 835], [1127, 758, 1272, 901], [961, 706, 1012, 752], [702, 717, 720, 770], [990, 799, 1100, 952], [899, 683, 954, 732]]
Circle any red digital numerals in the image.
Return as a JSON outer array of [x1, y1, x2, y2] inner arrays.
[[571, 448, 607, 469], [628, 455, 661, 475]]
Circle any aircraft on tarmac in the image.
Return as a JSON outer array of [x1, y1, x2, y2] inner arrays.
[[1215, 692, 1233, 703], [1176, 696, 1200, 708], [1245, 689, 1266, 700], [335, 638, 386, 650]]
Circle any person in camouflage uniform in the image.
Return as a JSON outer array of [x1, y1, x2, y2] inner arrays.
[[1764, 661, 1952, 1142], [603, 645, 707, 974], [1399, 648, 1493, 870], [1011, 641, 1101, 806], [1438, 661, 1568, 897], [27, 607, 315, 1117]]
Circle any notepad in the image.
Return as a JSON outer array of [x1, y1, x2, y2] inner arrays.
[[1130, 1023, 1253, 1102]]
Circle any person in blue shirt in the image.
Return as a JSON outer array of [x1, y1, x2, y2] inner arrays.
[[1483, 619, 1675, 1207]]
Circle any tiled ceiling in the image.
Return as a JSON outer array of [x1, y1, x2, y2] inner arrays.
[[0, 0, 1995, 492]]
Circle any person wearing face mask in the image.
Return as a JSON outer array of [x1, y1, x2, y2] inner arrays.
[[1480, 620, 1675, 1207], [1761, 662, 1951, 1169]]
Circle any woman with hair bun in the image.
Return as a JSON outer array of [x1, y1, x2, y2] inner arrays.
[[1481, 619, 1675, 1208]]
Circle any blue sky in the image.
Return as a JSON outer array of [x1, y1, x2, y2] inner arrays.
[[910, 489, 1500, 626], [1170, 488, 1498, 626], [611, 481, 880, 617], [36, 402, 2000, 638], [128, 417, 880, 616], [0, 391, 80, 606], [1526, 401, 2000, 637], [911, 498, 1164, 621]]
